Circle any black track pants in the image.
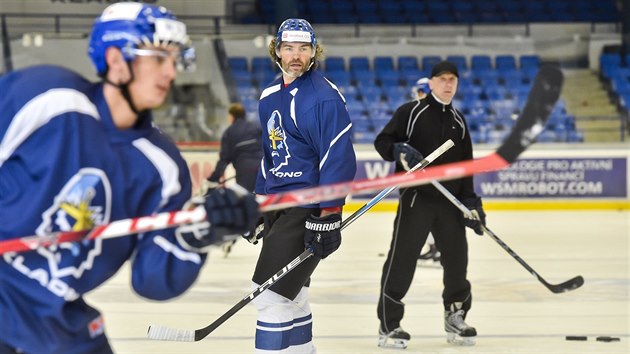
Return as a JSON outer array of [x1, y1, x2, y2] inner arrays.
[[377, 190, 472, 332]]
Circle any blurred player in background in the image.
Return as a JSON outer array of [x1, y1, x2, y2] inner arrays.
[[0, 3, 257, 353], [411, 76, 430, 100], [206, 103, 262, 192], [374, 61, 486, 348], [206, 102, 262, 256], [244, 18, 357, 353]]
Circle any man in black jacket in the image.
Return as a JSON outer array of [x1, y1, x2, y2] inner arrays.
[[207, 103, 262, 256], [374, 61, 486, 348], [207, 103, 262, 192]]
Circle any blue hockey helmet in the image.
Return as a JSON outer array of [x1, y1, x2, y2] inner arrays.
[[411, 77, 430, 98], [88, 2, 194, 75], [275, 18, 317, 53]]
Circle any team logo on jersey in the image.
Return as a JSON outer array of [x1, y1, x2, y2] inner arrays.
[[4, 168, 113, 300], [267, 110, 293, 175]]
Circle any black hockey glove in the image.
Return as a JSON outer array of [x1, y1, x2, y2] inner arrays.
[[304, 213, 342, 259], [243, 216, 266, 245], [176, 188, 259, 252], [393, 142, 423, 171], [462, 196, 486, 236], [175, 219, 215, 252], [204, 187, 260, 237]]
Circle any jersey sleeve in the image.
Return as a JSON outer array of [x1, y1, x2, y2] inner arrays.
[[127, 145, 208, 301]]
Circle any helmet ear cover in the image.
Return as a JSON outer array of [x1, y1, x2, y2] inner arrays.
[[88, 2, 195, 76]]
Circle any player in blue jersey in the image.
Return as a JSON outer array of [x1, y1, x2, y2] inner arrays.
[[243, 18, 357, 353], [0, 3, 258, 354]]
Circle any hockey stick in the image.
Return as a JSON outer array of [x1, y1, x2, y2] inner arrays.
[[147, 65, 564, 342], [0, 141, 450, 256], [429, 180, 584, 294], [146, 140, 455, 342], [343, 139, 454, 226], [0, 66, 562, 256]]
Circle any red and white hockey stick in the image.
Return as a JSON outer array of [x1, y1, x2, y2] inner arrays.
[[0, 66, 563, 258], [146, 65, 564, 341]]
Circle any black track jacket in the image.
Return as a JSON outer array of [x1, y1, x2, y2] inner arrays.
[[374, 93, 477, 199]]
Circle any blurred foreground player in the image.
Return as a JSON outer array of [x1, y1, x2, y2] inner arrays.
[[246, 18, 357, 353], [0, 3, 257, 353]]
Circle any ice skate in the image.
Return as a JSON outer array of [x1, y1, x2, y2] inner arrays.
[[444, 303, 476, 346], [417, 243, 440, 268], [378, 327, 410, 349]]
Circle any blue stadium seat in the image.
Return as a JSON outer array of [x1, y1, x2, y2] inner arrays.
[[422, 56, 442, 71], [326, 70, 352, 87], [495, 55, 517, 71], [251, 57, 274, 73], [325, 57, 346, 72], [471, 55, 493, 71], [377, 70, 401, 87], [228, 57, 248, 72], [446, 55, 467, 70], [349, 56, 371, 72], [520, 55, 540, 69], [398, 56, 419, 72], [374, 56, 395, 73]]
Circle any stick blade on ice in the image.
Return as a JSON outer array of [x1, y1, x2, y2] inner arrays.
[[147, 324, 195, 342]]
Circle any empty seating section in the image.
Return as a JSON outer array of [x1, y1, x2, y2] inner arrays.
[[600, 53, 630, 123], [228, 54, 581, 144], [244, 0, 620, 24]]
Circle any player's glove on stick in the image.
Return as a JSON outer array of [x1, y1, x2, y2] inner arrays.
[[462, 196, 486, 236], [304, 213, 342, 259], [243, 216, 266, 245], [393, 142, 423, 171]]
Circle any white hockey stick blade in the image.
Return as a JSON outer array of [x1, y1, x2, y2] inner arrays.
[[147, 324, 195, 342]]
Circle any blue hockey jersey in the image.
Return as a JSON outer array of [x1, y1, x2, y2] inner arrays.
[[0, 65, 205, 354], [255, 69, 357, 208]]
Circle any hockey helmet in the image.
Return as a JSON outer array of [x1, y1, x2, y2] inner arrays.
[[411, 77, 430, 98], [275, 18, 317, 56], [88, 2, 195, 75]]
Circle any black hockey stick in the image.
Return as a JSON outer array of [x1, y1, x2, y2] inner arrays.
[[147, 140, 455, 342], [429, 180, 584, 293], [147, 65, 564, 342]]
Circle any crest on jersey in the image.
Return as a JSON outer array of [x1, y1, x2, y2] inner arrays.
[[266, 110, 292, 173], [35, 168, 112, 279]]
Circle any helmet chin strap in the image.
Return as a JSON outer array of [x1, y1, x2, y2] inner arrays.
[[276, 60, 314, 79], [103, 62, 142, 115]]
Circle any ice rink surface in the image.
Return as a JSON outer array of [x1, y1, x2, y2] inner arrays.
[[87, 210, 629, 353]]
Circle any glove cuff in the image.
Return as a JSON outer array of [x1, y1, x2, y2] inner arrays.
[[305, 213, 342, 231]]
